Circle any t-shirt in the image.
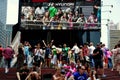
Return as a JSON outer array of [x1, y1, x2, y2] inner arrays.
[[24, 46, 30, 55], [93, 48, 103, 60], [45, 47, 51, 55], [19, 68, 29, 80], [62, 47, 69, 56], [3, 47, 14, 59], [73, 71, 88, 80], [49, 6, 58, 18], [53, 48, 57, 55]]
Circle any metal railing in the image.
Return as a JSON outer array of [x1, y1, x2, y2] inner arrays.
[[21, 20, 101, 30], [11, 31, 21, 67]]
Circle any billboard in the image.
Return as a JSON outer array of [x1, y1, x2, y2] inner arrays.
[[20, 0, 101, 30]]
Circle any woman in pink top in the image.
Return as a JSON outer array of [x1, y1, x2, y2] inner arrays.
[[64, 62, 76, 80], [106, 49, 113, 68]]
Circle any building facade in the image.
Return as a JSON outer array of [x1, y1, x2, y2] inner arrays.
[[0, 0, 13, 47]]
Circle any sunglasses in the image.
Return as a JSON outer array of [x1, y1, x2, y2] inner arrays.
[[81, 68, 85, 70]]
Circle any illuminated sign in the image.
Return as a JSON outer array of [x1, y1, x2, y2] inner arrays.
[[32, 0, 49, 2], [32, 0, 74, 2]]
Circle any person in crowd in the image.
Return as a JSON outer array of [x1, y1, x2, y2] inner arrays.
[[42, 11, 50, 30], [16, 63, 30, 80], [111, 45, 118, 71], [34, 43, 44, 67], [94, 4, 101, 26], [82, 43, 89, 65], [93, 0, 101, 24], [35, 4, 45, 20], [3, 45, 15, 73], [21, 6, 32, 20], [60, 12, 68, 29], [27, 6, 35, 20], [87, 69, 99, 80], [42, 40, 53, 68], [68, 48, 74, 64], [88, 42, 95, 68], [92, 43, 106, 78], [53, 68, 65, 80], [57, 8, 64, 19], [56, 45, 62, 66], [74, 6, 82, 15], [25, 63, 41, 80], [51, 45, 58, 68], [67, 11, 74, 29], [71, 43, 80, 63], [78, 45, 84, 65], [23, 41, 32, 66], [49, 15, 60, 29], [101, 44, 108, 68], [16, 43, 25, 70], [87, 12, 97, 27], [76, 13, 87, 29], [0, 44, 4, 67], [62, 43, 69, 63], [48, 3, 58, 19], [73, 66, 88, 80], [106, 49, 113, 68], [115, 43, 120, 75], [73, 11, 80, 22], [76, 60, 82, 69], [64, 62, 76, 80]]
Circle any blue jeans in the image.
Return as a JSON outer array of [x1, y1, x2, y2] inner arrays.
[[75, 53, 79, 63], [108, 57, 113, 68], [89, 54, 94, 68]]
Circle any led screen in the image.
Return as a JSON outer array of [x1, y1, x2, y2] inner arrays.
[[20, 0, 101, 30]]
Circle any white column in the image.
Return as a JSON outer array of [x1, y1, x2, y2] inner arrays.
[[101, 0, 112, 48]]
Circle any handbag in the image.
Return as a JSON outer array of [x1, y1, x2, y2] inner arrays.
[[34, 55, 40, 62]]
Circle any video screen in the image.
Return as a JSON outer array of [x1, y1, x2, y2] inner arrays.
[[20, 0, 101, 30]]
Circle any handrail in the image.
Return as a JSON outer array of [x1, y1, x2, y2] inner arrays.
[[10, 31, 21, 67], [21, 20, 102, 29]]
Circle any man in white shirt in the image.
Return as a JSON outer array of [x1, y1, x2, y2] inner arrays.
[[71, 43, 80, 63], [35, 5, 45, 20], [88, 42, 95, 68]]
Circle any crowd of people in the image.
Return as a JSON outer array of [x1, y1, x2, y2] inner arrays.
[[21, 1, 101, 29], [1, 39, 120, 80]]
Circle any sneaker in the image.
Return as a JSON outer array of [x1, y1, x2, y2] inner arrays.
[[5, 68, 9, 73], [102, 74, 107, 78]]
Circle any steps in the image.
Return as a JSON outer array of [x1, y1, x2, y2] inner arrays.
[[0, 68, 56, 80], [0, 68, 17, 80], [0, 68, 120, 80], [101, 68, 120, 80]]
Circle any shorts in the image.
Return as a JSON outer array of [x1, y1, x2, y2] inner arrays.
[[94, 59, 103, 69]]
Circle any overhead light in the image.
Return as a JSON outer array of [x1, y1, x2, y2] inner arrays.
[[102, 10, 112, 13]]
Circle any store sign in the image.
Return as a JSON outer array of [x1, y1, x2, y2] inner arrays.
[[48, 3, 74, 6], [32, 0, 74, 2], [32, 0, 49, 2]]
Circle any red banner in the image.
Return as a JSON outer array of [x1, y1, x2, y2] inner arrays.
[[32, 0, 49, 2]]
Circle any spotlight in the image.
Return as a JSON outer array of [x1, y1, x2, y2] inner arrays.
[[111, 5, 113, 8], [106, 24, 108, 26]]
